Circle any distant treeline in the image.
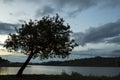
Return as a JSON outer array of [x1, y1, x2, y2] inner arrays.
[[1, 56, 120, 67], [0, 57, 22, 67], [0, 57, 9, 63], [40, 56, 120, 67], [0, 57, 10, 66]]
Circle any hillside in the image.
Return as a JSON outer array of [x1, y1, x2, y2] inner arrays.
[[1, 56, 120, 67], [0, 57, 9, 63], [0, 57, 10, 66], [40, 57, 120, 67]]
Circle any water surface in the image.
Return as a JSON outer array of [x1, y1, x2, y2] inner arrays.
[[0, 65, 120, 76]]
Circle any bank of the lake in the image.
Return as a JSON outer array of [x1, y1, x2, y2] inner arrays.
[[0, 73, 120, 80]]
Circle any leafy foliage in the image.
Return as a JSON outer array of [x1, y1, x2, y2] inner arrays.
[[4, 14, 77, 59]]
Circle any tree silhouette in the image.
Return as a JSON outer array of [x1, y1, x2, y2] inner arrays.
[[4, 14, 77, 76]]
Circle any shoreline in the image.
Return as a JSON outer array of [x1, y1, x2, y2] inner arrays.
[[0, 74, 120, 80]]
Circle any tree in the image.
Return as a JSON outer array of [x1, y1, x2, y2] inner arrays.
[[4, 14, 77, 76]]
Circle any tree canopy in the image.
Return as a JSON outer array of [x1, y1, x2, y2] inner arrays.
[[4, 14, 77, 76], [4, 14, 77, 59]]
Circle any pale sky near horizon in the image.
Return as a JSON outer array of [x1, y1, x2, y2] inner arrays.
[[0, 0, 120, 56]]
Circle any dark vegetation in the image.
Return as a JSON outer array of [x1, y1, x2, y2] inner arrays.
[[40, 56, 120, 67], [0, 57, 22, 67], [0, 73, 120, 80], [0, 57, 10, 66], [0, 57, 9, 63]]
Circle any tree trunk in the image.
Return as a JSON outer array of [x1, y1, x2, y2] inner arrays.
[[16, 52, 34, 76]]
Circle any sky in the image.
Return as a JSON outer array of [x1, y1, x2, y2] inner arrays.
[[0, 0, 120, 61]]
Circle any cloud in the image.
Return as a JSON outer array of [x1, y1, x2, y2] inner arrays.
[[107, 35, 120, 44], [53, 0, 120, 16], [34, 0, 97, 17], [53, 0, 97, 16], [73, 32, 85, 45], [0, 22, 19, 34], [54, 0, 96, 8], [101, 0, 120, 8], [24, 0, 42, 3], [111, 49, 120, 56], [1, 0, 120, 18], [112, 49, 120, 53], [0, 43, 4, 46], [74, 19, 120, 46], [1, 0, 41, 3], [54, 0, 120, 9], [28, 0, 120, 17], [1, 0, 15, 4], [36, 6, 55, 17], [18, 19, 26, 23]]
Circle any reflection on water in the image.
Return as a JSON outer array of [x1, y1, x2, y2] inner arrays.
[[0, 67, 19, 75], [0, 67, 8, 75], [0, 65, 120, 76]]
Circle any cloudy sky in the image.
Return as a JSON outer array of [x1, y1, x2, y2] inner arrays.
[[0, 0, 120, 58]]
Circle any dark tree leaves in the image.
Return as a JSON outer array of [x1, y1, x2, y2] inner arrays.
[[4, 14, 78, 59]]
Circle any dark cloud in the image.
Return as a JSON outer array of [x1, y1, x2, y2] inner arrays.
[[53, 0, 97, 16], [0, 22, 19, 34], [74, 19, 120, 46], [18, 19, 26, 23], [32, 0, 120, 17], [36, 6, 55, 17], [1, 0, 15, 4], [73, 32, 85, 46], [34, 0, 97, 17], [1, 0, 120, 17], [1, 0, 41, 3], [107, 35, 120, 44], [9, 13, 13, 16], [54, 0, 120, 11], [54, 0, 96, 8], [53, 0, 120, 16], [112, 49, 120, 53], [111, 49, 120, 56], [102, 0, 120, 8], [24, 0, 41, 3]]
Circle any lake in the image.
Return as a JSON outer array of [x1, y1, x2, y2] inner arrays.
[[0, 65, 120, 76]]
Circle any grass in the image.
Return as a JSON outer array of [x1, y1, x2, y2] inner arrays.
[[0, 72, 120, 80]]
